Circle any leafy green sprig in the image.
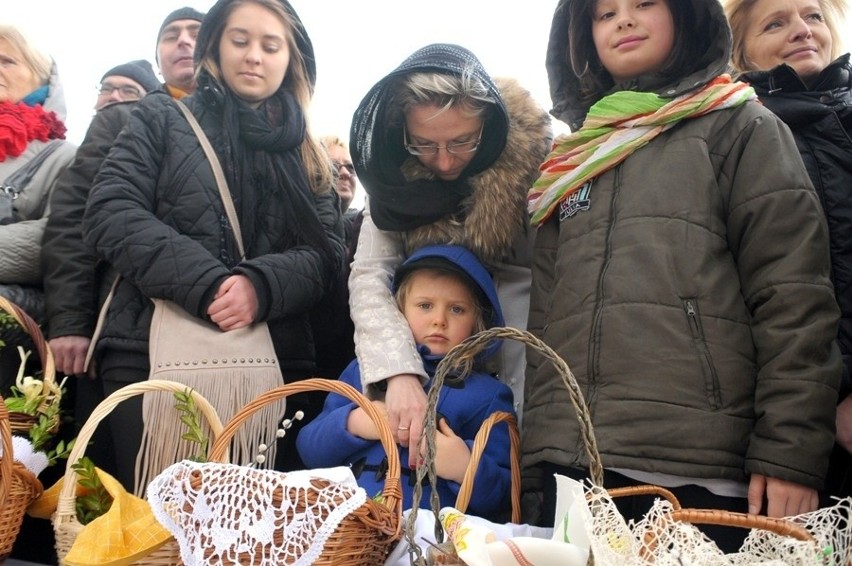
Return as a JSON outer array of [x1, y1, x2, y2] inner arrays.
[[71, 456, 114, 525], [174, 389, 208, 462]]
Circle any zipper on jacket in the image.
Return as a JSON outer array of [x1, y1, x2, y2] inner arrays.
[[587, 169, 620, 433], [682, 299, 722, 410]]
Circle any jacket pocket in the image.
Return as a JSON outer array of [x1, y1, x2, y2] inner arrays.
[[682, 298, 722, 410]]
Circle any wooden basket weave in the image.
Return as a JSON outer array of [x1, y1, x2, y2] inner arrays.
[[455, 410, 521, 523], [409, 327, 815, 563], [0, 296, 59, 435], [0, 395, 44, 560], [53, 380, 224, 566], [206, 378, 403, 565]]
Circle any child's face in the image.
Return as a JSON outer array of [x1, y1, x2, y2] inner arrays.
[[591, 0, 675, 84], [742, 0, 832, 85], [401, 270, 479, 356]]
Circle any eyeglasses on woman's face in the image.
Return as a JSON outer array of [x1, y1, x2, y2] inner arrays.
[[332, 160, 356, 175], [403, 122, 484, 156]]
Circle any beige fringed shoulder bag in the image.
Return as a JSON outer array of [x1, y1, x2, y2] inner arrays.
[[133, 100, 286, 494]]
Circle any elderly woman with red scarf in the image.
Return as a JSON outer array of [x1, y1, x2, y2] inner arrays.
[[0, 25, 76, 387]]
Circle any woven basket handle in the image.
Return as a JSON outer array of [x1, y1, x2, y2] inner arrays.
[[57, 380, 225, 504], [637, 507, 815, 558], [454, 411, 521, 523], [0, 296, 56, 392], [404, 327, 601, 564], [607, 485, 682, 509], [207, 377, 403, 530], [0, 396, 12, 508], [671, 508, 813, 541], [430, 327, 602, 485]]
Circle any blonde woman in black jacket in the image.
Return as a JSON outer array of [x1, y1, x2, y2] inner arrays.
[[725, 0, 852, 499]]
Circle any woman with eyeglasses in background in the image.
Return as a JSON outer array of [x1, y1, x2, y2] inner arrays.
[[348, 43, 552, 467], [310, 135, 364, 381]]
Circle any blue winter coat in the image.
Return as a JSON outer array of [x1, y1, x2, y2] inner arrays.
[[296, 353, 515, 520]]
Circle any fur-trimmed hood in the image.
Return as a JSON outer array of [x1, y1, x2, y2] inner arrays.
[[400, 77, 552, 263]]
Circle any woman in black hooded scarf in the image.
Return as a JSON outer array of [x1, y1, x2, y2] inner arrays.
[[82, 0, 343, 491], [348, 43, 552, 467]]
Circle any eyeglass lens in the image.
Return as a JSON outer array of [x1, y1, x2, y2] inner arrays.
[[403, 123, 483, 156], [332, 161, 356, 175], [98, 85, 142, 98]]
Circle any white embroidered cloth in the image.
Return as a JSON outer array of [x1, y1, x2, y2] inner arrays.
[[147, 462, 367, 565]]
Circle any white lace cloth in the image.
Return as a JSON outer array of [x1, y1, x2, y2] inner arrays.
[[147, 462, 367, 565]]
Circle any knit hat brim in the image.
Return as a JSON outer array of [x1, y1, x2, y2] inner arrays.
[[157, 6, 205, 42]]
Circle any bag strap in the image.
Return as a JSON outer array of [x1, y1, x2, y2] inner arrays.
[[1, 140, 64, 197], [86, 100, 247, 371], [83, 275, 119, 372], [174, 99, 245, 258]]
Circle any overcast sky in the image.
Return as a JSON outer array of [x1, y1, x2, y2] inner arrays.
[[5, 1, 561, 146], [5, 1, 851, 146]]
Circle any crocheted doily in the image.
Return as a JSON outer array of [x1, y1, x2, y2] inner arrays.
[[147, 462, 367, 565]]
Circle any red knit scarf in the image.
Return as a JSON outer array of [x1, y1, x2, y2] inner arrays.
[[0, 100, 67, 161]]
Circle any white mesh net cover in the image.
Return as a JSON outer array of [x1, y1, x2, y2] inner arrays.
[[580, 484, 852, 565], [146, 461, 367, 565]]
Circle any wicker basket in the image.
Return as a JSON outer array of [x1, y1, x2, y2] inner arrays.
[[455, 410, 520, 523], [204, 378, 403, 565], [407, 327, 817, 564], [0, 395, 44, 560], [53, 379, 224, 566], [0, 295, 59, 435]]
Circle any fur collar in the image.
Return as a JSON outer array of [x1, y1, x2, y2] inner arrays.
[[400, 77, 552, 263]]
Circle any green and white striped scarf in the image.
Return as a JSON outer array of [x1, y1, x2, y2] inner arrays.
[[528, 75, 756, 226]]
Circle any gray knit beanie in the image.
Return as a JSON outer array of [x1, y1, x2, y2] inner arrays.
[[100, 59, 161, 93], [157, 6, 205, 42]]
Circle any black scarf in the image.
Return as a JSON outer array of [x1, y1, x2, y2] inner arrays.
[[350, 43, 509, 232], [195, 74, 334, 271]]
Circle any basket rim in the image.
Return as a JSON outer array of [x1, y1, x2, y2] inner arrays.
[[0, 296, 56, 386], [53, 380, 225, 535], [207, 377, 403, 537], [1, 394, 13, 506], [0, 394, 44, 522]]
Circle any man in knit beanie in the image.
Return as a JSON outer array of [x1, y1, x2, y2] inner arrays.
[[95, 59, 160, 110], [156, 6, 205, 97], [41, 5, 207, 476], [44, 3, 207, 377]]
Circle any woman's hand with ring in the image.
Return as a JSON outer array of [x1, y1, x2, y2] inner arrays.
[[385, 374, 427, 465]]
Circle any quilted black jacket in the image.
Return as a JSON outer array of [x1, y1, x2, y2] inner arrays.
[[741, 55, 852, 396], [82, 91, 344, 377]]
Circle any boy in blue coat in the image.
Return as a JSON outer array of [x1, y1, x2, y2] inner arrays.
[[297, 244, 515, 520]]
